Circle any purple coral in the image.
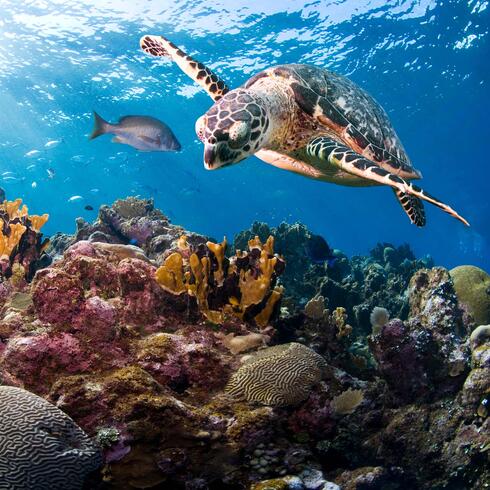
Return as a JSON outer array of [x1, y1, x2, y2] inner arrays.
[[369, 319, 430, 400]]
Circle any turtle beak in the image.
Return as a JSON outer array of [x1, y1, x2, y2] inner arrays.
[[204, 144, 217, 169]]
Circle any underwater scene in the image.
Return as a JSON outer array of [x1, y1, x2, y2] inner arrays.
[[0, 0, 489, 489]]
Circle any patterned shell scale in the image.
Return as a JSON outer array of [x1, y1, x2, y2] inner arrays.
[[285, 64, 412, 168], [0, 386, 101, 490]]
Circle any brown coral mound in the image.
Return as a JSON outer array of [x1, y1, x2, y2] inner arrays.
[[225, 343, 328, 406], [156, 235, 285, 326]]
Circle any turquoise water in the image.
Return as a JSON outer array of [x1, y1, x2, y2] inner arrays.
[[0, 0, 488, 268]]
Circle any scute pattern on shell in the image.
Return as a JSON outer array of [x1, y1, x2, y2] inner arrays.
[[0, 386, 102, 490], [225, 342, 327, 406], [264, 63, 411, 168]]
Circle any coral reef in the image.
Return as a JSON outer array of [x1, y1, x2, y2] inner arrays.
[[0, 385, 101, 490], [0, 198, 49, 281], [47, 197, 208, 263], [0, 198, 487, 489], [450, 265, 490, 325], [234, 222, 432, 335]]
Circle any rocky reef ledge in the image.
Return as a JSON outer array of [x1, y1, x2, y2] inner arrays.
[[0, 197, 488, 490]]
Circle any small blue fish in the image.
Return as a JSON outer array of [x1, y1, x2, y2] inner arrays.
[[90, 111, 181, 152]]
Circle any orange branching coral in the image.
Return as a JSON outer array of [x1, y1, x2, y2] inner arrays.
[[155, 235, 285, 326], [177, 235, 190, 251], [254, 286, 284, 327], [206, 238, 227, 284], [0, 223, 27, 259], [29, 214, 49, 233], [4, 199, 27, 220], [248, 235, 274, 255], [0, 199, 49, 280], [155, 252, 186, 294]]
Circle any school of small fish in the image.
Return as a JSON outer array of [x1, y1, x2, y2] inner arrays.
[[3, 71, 181, 212]]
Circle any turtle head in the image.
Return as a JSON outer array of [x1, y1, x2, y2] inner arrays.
[[195, 89, 270, 169]]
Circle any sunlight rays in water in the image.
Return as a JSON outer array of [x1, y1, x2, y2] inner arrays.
[[0, 0, 487, 265]]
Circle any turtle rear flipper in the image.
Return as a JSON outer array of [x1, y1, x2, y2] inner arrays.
[[393, 189, 426, 227], [306, 136, 469, 226], [140, 35, 229, 101]]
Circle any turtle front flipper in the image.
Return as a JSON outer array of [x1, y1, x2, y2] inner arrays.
[[306, 137, 469, 226], [393, 189, 426, 227], [140, 35, 229, 101]]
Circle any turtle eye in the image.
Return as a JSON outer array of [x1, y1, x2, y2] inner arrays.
[[228, 121, 250, 149]]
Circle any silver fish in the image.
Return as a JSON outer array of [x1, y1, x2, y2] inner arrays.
[[89, 111, 181, 152]]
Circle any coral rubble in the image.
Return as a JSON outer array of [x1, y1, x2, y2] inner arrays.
[[0, 198, 487, 489]]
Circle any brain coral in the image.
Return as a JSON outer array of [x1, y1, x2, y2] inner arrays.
[[226, 343, 327, 406], [0, 386, 101, 490], [450, 265, 490, 325]]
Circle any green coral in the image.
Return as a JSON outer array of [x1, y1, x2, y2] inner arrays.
[[450, 265, 490, 325], [96, 427, 120, 448]]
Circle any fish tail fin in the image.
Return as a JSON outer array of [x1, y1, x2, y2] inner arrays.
[[90, 111, 110, 140]]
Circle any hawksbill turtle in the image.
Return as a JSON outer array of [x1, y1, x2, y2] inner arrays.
[[140, 35, 468, 227]]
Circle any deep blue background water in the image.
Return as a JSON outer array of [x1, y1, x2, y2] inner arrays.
[[0, 0, 488, 269]]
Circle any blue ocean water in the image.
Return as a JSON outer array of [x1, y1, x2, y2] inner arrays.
[[0, 0, 488, 269]]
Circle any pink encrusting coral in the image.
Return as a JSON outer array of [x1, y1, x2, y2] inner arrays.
[[33, 269, 85, 325], [1, 332, 93, 392], [0, 236, 240, 402]]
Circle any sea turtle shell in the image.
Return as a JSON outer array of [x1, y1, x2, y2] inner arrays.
[[245, 64, 418, 177]]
